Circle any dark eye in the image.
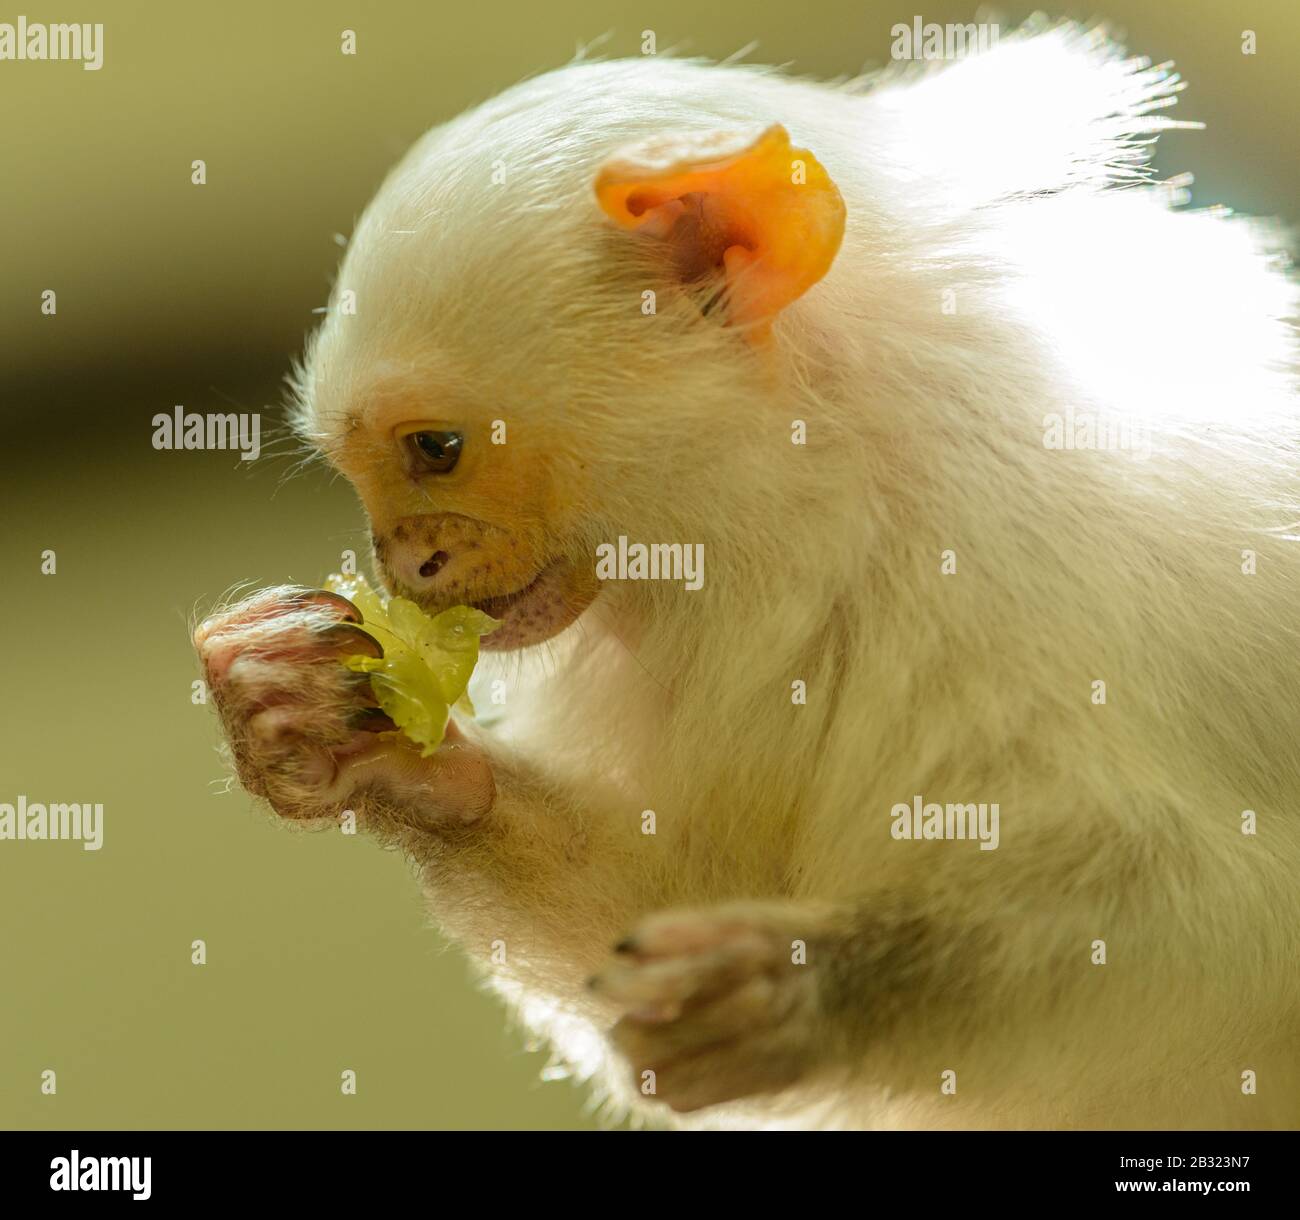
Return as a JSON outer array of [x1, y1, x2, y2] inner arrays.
[[407, 429, 462, 474]]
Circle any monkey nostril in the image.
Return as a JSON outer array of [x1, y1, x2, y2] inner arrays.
[[419, 550, 450, 579]]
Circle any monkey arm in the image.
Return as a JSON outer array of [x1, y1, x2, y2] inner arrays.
[[349, 738, 656, 999], [579, 813, 1290, 1122]]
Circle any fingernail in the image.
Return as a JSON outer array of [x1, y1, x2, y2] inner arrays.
[[291, 588, 363, 622], [324, 623, 383, 658]]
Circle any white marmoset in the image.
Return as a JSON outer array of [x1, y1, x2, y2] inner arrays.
[[194, 20, 1300, 1129]]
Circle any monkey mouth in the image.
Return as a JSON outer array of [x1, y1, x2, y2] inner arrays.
[[470, 558, 597, 650]]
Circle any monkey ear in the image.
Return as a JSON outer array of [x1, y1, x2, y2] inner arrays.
[[595, 124, 845, 334]]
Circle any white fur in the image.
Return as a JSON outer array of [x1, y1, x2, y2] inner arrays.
[[283, 21, 1300, 1128]]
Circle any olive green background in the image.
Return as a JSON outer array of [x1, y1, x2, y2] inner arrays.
[[1, 0, 1295, 1129]]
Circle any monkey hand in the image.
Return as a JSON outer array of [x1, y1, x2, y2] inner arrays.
[[591, 901, 844, 1114], [194, 585, 495, 829]]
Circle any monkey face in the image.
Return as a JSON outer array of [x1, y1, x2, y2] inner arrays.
[[318, 382, 602, 652]]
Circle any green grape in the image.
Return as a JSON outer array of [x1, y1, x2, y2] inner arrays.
[[323, 572, 499, 756]]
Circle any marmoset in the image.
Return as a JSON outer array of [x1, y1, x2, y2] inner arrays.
[[194, 21, 1300, 1128]]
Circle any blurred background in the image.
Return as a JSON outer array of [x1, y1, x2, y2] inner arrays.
[[1, 0, 1296, 1129]]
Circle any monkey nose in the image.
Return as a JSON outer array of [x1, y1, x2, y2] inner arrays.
[[418, 550, 450, 579], [376, 518, 462, 592]]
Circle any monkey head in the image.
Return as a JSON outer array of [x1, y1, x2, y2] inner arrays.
[[290, 60, 847, 650]]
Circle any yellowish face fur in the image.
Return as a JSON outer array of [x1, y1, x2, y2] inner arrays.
[[319, 371, 601, 649]]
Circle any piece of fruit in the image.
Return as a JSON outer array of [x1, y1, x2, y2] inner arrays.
[[323, 572, 499, 756]]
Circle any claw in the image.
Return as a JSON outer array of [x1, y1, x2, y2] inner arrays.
[[321, 622, 384, 658], [288, 587, 363, 622]]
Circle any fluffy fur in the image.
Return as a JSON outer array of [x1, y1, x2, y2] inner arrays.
[[197, 20, 1300, 1128]]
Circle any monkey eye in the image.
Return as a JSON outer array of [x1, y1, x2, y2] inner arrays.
[[406, 429, 462, 474]]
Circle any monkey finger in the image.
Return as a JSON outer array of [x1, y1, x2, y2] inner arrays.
[[634, 1035, 811, 1114], [194, 585, 361, 650], [611, 975, 786, 1062], [202, 620, 382, 687], [589, 937, 772, 1013], [614, 903, 822, 962]]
